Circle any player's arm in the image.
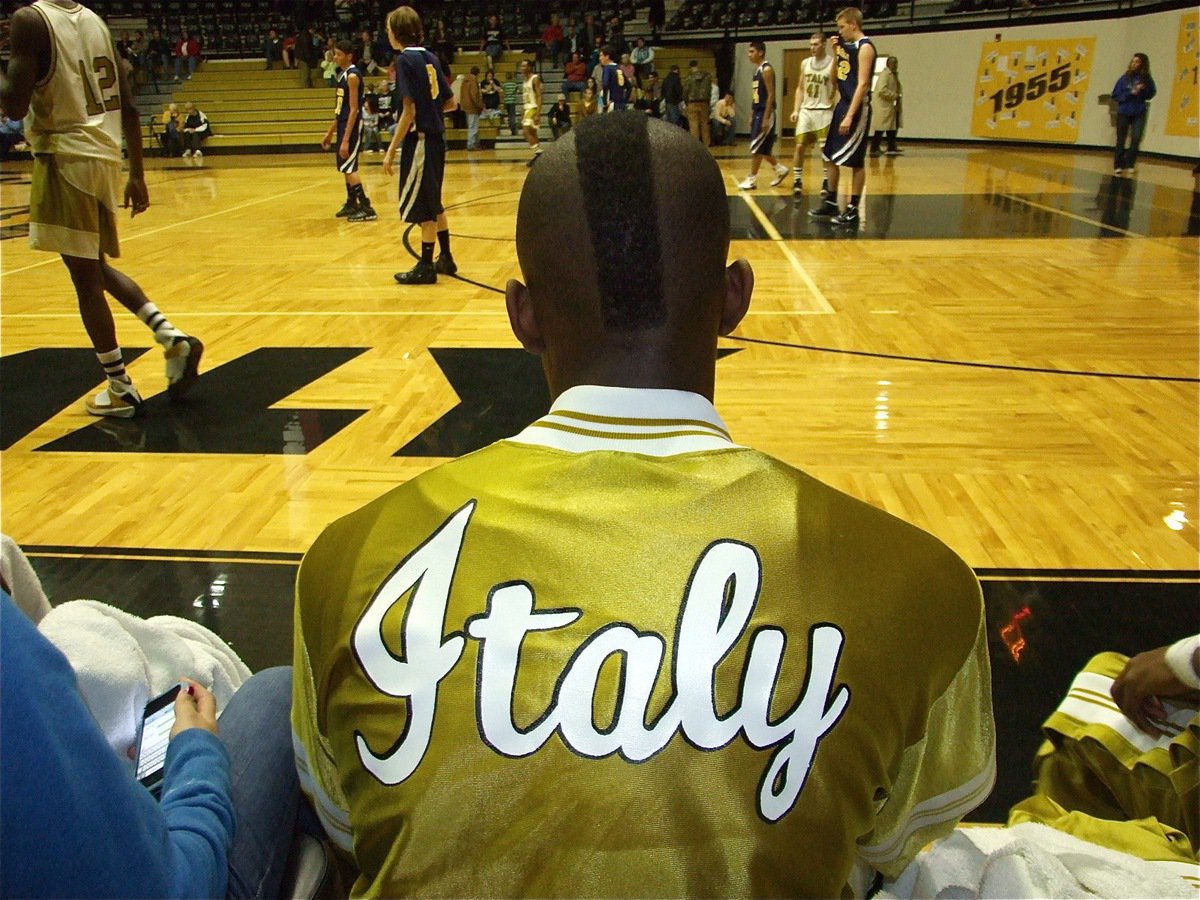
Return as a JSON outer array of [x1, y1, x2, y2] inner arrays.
[[762, 63, 776, 130], [534, 74, 542, 111], [382, 95, 415, 177], [115, 34, 149, 216], [0, 7, 49, 120], [341, 72, 360, 154], [791, 76, 803, 122]]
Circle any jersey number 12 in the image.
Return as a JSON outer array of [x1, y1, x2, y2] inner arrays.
[[79, 56, 121, 115]]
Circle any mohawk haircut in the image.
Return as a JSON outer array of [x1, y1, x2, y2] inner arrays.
[[572, 112, 666, 331]]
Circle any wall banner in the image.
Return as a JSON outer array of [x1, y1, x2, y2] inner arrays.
[[1165, 11, 1198, 138], [971, 38, 1095, 142]]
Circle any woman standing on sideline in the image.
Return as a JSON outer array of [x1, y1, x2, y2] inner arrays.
[[869, 56, 902, 156], [1111, 53, 1156, 176]]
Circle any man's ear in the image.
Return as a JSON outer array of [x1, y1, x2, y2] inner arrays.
[[719, 259, 753, 336], [505, 278, 545, 354]]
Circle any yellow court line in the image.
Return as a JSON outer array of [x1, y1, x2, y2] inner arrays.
[[736, 191, 835, 314], [1, 177, 327, 276]]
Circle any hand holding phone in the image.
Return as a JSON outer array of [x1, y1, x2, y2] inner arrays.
[[171, 679, 219, 740]]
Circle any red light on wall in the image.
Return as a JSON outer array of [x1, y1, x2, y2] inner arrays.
[[999, 605, 1032, 663]]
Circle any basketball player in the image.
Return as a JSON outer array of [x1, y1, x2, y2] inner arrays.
[[737, 41, 789, 191], [382, 6, 457, 285], [321, 40, 376, 222], [789, 32, 836, 197], [599, 45, 627, 112], [0, 0, 203, 419], [519, 59, 542, 167], [809, 7, 875, 227], [292, 113, 994, 897]]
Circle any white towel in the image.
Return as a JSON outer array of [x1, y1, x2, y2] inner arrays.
[[879, 822, 1197, 898], [38, 599, 252, 759], [1, 534, 51, 625]]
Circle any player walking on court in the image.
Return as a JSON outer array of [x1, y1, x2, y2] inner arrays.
[[737, 41, 789, 191], [599, 46, 628, 113], [790, 32, 836, 197], [382, 6, 458, 285], [0, 0, 202, 419], [322, 41, 376, 222], [809, 7, 875, 227], [520, 60, 542, 167]]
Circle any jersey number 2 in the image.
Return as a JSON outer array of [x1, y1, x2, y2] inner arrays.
[[79, 56, 120, 115]]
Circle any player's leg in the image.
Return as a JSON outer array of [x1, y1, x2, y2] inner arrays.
[[62, 255, 144, 418], [811, 158, 840, 219], [739, 114, 764, 189], [760, 128, 788, 188], [344, 127, 375, 221], [98, 255, 204, 400], [791, 127, 809, 194], [395, 134, 442, 285]]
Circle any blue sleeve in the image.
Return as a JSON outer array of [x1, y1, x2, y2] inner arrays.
[[1111, 74, 1129, 102], [1144, 75, 1157, 102], [395, 54, 414, 102], [0, 595, 235, 899]]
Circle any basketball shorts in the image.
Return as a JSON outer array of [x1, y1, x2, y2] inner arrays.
[[796, 107, 833, 138], [398, 132, 446, 224], [822, 102, 871, 169], [522, 105, 539, 130], [749, 110, 776, 157], [336, 121, 363, 174], [28, 154, 122, 260]]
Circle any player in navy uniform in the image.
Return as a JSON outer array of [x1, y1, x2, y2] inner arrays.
[[599, 46, 627, 112], [809, 7, 875, 227], [382, 6, 458, 285], [321, 41, 375, 222], [737, 42, 789, 191]]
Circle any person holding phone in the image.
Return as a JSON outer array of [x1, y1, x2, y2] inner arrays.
[[0, 592, 302, 899]]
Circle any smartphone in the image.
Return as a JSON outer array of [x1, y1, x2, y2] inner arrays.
[[134, 684, 181, 795]]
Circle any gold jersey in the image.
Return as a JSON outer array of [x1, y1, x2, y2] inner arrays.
[[293, 385, 995, 897], [26, 1, 124, 162]]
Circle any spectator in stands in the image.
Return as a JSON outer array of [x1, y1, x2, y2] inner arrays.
[[588, 36, 605, 83], [608, 17, 628, 59], [282, 33, 296, 69], [564, 15, 580, 57], [462, 66, 484, 150], [320, 36, 338, 86], [480, 14, 508, 66], [635, 72, 661, 117], [648, 0, 666, 39], [431, 19, 455, 75], [580, 13, 603, 52], [684, 59, 713, 146], [180, 102, 210, 159], [173, 30, 200, 82], [632, 39, 655, 86], [127, 31, 146, 86], [502, 70, 520, 136], [362, 93, 382, 153], [264, 28, 282, 70], [549, 93, 572, 140], [579, 77, 599, 120], [160, 102, 182, 157], [869, 56, 901, 156], [712, 91, 736, 145], [541, 14, 564, 69], [481, 69, 504, 121], [448, 67, 467, 130], [1111, 53, 1156, 176], [146, 27, 169, 85], [296, 25, 320, 88], [620, 53, 637, 102], [359, 30, 382, 76], [662, 64, 684, 127], [563, 52, 588, 95]]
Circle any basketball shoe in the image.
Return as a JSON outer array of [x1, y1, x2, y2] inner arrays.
[[86, 381, 145, 418], [165, 335, 204, 401]]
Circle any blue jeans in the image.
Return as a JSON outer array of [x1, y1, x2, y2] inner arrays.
[[664, 101, 683, 126], [466, 113, 480, 148], [175, 55, 197, 79], [505, 102, 518, 135], [220, 667, 305, 900], [1114, 112, 1146, 170]]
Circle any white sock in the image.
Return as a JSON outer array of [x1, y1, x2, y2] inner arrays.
[[137, 303, 184, 347]]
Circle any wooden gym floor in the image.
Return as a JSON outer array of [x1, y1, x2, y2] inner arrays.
[[1, 142, 1196, 819]]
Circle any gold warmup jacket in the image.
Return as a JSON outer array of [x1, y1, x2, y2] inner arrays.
[[293, 385, 995, 897]]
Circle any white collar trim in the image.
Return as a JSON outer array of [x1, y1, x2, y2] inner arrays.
[[508, 385, 739, 456]]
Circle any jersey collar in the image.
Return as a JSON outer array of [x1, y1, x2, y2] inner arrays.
[[508, 385, 738, 456]]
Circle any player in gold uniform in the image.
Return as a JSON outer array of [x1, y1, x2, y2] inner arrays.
[[0, 0, 203, 418], [293, 111, 995, 897]]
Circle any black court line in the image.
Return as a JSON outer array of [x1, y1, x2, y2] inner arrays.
[[725, 334, 1200, 384], [23, 545, 302, 564]]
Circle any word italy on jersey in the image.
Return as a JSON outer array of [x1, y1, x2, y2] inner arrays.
[[351, 501, 851, 822]]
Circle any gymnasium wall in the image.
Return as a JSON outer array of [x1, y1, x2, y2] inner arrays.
[[728, 7, 1197, 159]]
